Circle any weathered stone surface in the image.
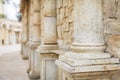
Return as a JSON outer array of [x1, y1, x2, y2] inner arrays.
[[56, 0, 120, 80], [43, 17, 57, 44], [44, 0, 56, 16], [56, 0, 74, 50], [60, 55, 119, 66], [20, 0, 120, 80], [107, 36, 120, 58]]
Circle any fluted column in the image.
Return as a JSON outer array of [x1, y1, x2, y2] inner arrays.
[[36, 0, 58, 80], [56, 0, 120, 80], [28, 0, 41, 79]]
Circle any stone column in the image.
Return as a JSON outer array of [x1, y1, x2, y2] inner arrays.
[[28, 0, 41, 79], [36, 0, 58, 80], [9, 30, 12, 45], [21, 1, 29, 59], [5, 28, 9, 45], [26, 0, 33, 73], [11, 31, 16, 44], [56, 0, 120, 80]]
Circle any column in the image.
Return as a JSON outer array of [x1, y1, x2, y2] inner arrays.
[[36, 0, 58, 80], [28, 0, 41, 79], [9, 30, 12, 45], [21, 0, 29, 59], [56, 0, 120, 80], [26, 0, 33, 73], [5, 25, 9, 45]]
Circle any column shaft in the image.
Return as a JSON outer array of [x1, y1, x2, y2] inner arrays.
[[74, 0, 104, 45], [28, 0, 41, 79], [21, 1, 29, 59]]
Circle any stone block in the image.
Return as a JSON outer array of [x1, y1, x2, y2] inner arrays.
[[44, 0, 56, 16]]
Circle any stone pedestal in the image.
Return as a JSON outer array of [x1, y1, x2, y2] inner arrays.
[[36, 45, 58, 80], [61, 70, 117, 80], [56, 0, 120, 80], [36, 44, 58, 80]]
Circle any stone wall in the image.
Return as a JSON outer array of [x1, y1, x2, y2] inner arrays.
[[103, 1, 120, 79], [20, 0, 120, 80], [57, 0, 74, 51], [103, 0, 120, 42]]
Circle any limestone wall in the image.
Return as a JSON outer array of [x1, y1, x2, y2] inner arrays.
[[103, 1, 120, 79], [56, 0, 74, 51], [103, 0, 120, 42]]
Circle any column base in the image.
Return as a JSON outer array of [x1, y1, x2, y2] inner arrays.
[[56, 51, 120, 80], [26, 41, 32, 73], [22, 45, 29, 59], [22, 55, 28, 60], [27, 67, 31, 73], [28, 71, 40, 79], [62, 70, 115, 80], [21, 41, 28, 59], [36, 44, 58, 80]]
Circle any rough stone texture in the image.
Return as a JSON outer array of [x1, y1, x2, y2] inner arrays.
[[20, 0, 120, 80], [56, 0, 74, 51], [103, 0, 120, 42], [56, 0, 120, 80], [103, 3, 120, 80], [44, 0, 56, 16]]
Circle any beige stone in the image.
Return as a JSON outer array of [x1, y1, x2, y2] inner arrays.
[[43, 17, 57, 44], [20, 0, 120, 80], [44, 0, 56, 16]]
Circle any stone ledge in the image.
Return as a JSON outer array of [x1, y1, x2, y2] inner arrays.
[[56, 60, 120, 73], [37, 45, 58, 50], [64, 52, 111, 60], [36, 49, 66, 56], [60, 55, 120, 66]]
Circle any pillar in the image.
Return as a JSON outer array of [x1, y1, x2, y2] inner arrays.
[[5, 27, 9, 45], [11, 30, 16, 44], [26, 0, 33, 73], [28, 0, 41, 79], [36, 0, 58, 80], [56, 0, 120, 80], [21, 1, 29, 59]]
